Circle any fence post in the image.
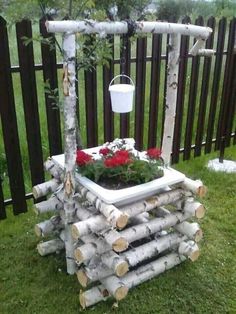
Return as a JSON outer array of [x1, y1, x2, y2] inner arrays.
[[120, 35, 131, 139], [148, 33, 162, 149], [194, 16, 215, 157], [0, 177, 6, 219], [0, 16, 27, 215], [205, 17, 227, 154], [84, 36, 98, 148], [40, 16, 62, 156], [183, 16, 203, 161], [172, 16, 191, 164], [215, 18, 236, 152], [135, 37, 147, 151], [103, 35, 114, 143], [16, 19, 45, 187]]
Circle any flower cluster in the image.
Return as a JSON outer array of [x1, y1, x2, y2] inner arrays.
[[76, 139, 164, 187]]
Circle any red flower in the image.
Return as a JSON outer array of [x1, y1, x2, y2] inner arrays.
[[99, 147, 111, 156], [104, 153, 131, 168], [114, 150, 130, 159], [76, 150, 93, 166], [146, 148, 162, 159]]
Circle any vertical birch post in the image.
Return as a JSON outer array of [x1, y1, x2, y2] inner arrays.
[[62, 32, 77, 274], [162, 33, 180, 165]]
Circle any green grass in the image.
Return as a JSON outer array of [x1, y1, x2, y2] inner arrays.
[[0, 146, 236, 314]]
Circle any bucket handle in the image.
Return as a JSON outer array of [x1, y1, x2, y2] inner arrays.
[[109, 74, 135, 87]]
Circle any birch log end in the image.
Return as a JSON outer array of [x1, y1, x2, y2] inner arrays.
[[77, 269, 89, 287], [178, 241, 200, 262], [115, 261, 129, 277], [116, 213, 129, 229], [112, 237, 129, 252]]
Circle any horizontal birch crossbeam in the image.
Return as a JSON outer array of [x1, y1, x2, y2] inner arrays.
[[79, 252, 187, 308], [154, 207, 203, 242], [77, 231, 187, 287], [33, 195, 63, 214], [112, 200, 205, 248], [79, 186, 129, 229], [32, 179, 61, 200], [71, 188, 189, 239], [46, 20, 212, 39], [34, 215, 63, 237]]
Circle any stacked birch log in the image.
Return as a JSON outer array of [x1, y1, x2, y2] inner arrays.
[[33, 156, 206, 308]]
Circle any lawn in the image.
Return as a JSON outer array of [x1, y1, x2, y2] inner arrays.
[[0, 146, 235, 314]]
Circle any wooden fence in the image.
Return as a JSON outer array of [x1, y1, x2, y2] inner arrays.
[[0, 16, 235, 219]]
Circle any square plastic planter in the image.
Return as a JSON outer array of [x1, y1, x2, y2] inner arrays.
[[52, 146, 185, 206]]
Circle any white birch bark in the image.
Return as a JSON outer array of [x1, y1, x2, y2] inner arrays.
[[129, 212, 149, 225], [101, 251, 129, 276], [183, 198, 205, 219], [74, 234, 111, 262], [153, 207, 203, 242], [34, 215, 62, 237], [44, 158, 64, 180], [37, 239, 65, 256], [72, 189, 186, 239], [175, 222, 203, 242], [100, 275, 128, 301], [121, 188, 188, 217], [77, 264, 111, 287], [72, 215, 109, 239], [189, 38, 205, 55], [79, 252, 186, 308], [121, 231, 187, 267], [99, 229, 129, 252], [197, 49, 215, 56], [77, 231, 186, 287], [46, 21, 212, 39], [180, 178, 207, 197], [115, 205, 201, 246], [32, 179, 60, 199], [178, 241, 200, 261], [62, 32, 77, 274], [80, 186, 128, 228], [33, 196, 63, 214], [161, 33, 180, 165]]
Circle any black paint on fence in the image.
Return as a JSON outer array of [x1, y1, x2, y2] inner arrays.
[[0, 16, 27, 216], [16, 19, 45, 188]]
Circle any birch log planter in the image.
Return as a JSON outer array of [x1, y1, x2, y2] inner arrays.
[[33, 155, 207, 307], [33, 17, 212, 307]]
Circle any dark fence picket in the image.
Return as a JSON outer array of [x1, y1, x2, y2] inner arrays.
[[172, 16, 191, 164], [16, 19, 45, 187], [183, 16, 203, 161], [85, 68, 98, 147], [0, 178, 6, 219], [148, 33, 162, 149], [194, 17, 216, 157], [103, 36, 114, 142], [215, 18, 236, 151], [0, 16, 27, 215], [40, 16, 62, 156], [135, 37, 147, 150], [205, 17, 227, 153], [120, 35, 131, 138]]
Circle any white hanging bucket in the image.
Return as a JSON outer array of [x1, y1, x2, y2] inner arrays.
[[109, 74, 135, 113]]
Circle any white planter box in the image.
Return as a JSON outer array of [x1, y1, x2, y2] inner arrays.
[[52, 146, 185, 206]]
